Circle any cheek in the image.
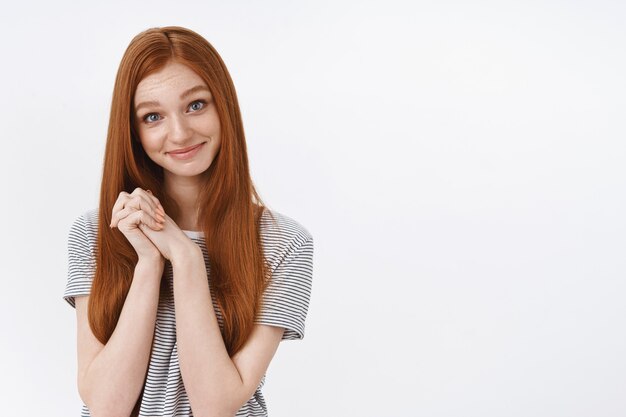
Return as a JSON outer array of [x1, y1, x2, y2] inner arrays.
[[195, 113, 220, 136], [138, 130, 162, 154]]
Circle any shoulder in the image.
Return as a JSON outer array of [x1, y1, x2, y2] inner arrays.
[[259, 207, 313, 245], [68, 207, 99, 251], [64, 208, 99, 307], [258, 207, 313, 266]]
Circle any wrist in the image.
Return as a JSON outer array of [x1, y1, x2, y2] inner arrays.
[[170, 242, 203, 269], [136, 255, 165, 273]]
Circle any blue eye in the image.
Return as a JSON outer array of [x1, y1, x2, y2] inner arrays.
[[144, 113, 160, 123], [189, 100, 206, 112]]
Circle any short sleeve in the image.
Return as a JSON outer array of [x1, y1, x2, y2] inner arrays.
[[255, 235, 314, 340], [62, 213, 97, 308]]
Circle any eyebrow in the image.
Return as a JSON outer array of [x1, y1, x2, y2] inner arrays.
[[134, 85, 211, 113]]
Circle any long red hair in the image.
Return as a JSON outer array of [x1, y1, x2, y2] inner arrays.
[[87, 26, 272, 415]]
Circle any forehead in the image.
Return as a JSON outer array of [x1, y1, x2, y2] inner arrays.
[[134, 61, 207, 101]]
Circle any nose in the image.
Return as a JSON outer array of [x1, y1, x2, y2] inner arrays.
[[168, 114, 193, 144]]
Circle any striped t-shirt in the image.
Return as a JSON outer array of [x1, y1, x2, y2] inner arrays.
[[63, 207, 314, 417]]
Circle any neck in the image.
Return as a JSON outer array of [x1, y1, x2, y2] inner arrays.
[[164, 173, 202, 231]]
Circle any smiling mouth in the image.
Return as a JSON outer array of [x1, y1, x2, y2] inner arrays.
[[168, 142, 205, 154], [166, 142, 206, 161]]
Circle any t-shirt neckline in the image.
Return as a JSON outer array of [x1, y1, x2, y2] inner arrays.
[[182, 229, 204, 238]]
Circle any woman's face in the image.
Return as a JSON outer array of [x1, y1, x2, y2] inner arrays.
[[133, 61, 221, 182]]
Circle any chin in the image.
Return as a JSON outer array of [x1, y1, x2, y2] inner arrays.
[[165, 160, 214, 177], [169, 166, 209, 177]]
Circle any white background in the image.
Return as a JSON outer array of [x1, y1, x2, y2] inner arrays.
[[1, 1, 625, 416]]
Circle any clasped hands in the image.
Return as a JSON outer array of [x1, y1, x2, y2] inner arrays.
[[109, 187, 198, 263]]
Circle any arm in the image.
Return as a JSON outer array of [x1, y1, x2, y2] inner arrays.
[[76, 258, 164, 417], [171, 245, 285, 417]]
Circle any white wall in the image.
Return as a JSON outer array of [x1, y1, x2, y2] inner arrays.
[[1, 0, 624, 415]]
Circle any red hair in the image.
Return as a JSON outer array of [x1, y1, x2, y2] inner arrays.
[[87, 26, 273, 416]]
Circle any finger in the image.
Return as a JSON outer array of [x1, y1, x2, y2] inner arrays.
[[131, 188, 165, 218], [111, 197, 163, 229], [116, 208, 164, 231], [145, 190, 166, 215], [110, 205, 135, 228], [126, 194, 164, 224], [110, 206, 137, 227], [113, 205, 163, 230], [111, 191, 131, 218]]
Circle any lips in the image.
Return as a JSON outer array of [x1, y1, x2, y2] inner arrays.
[[168, 143, 204, 154]]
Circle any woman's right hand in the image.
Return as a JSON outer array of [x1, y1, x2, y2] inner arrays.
[[110, 188, 166, 262]]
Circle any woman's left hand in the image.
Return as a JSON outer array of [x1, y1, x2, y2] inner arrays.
[[138, 211, 197, 262]]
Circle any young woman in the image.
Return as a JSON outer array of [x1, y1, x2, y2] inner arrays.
[[62, 26, 314, 417]]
